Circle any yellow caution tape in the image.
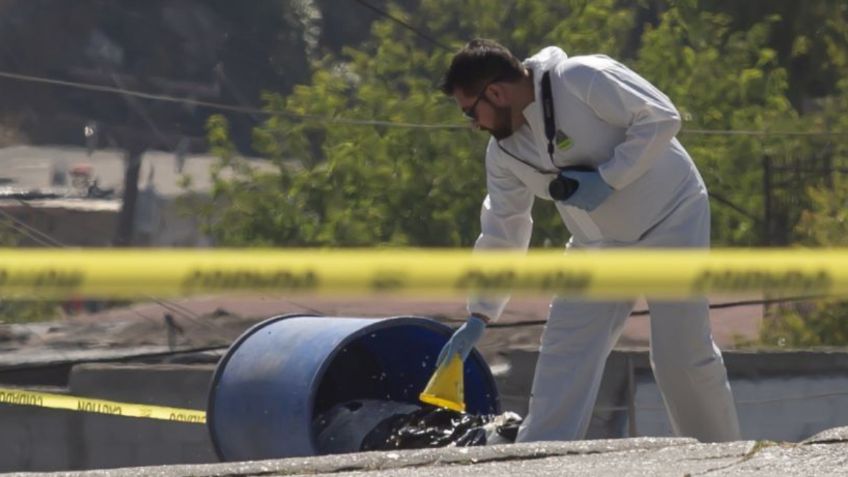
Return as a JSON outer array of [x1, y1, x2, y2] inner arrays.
[[0, 248, 845, 299], [0, 387, 206, 423]]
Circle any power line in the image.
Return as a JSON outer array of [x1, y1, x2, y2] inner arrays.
[[0, 210, 63, 247], [0, 344, 228, 373], [110, 71, 175, 148], [599, 390, 848, 413], [708, 192, 762, 223], [349, 1, 846, 139], [470, 295, 831, 329], [0, 69, 846, 137], [0, 207, 232, 338], [350, 0, 451, 51], [0, 70, 464, 130], [681, 128, 848, 137], [0, 212, 319, 365], [0, 214, 82, 363], [0, 198, 317, 347], [8, 201, 69, 247]]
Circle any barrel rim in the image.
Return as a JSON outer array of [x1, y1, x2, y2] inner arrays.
[[206, 314, 500, 461]]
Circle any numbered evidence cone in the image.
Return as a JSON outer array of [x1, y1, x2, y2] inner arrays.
[[419, 354, 465, 412]]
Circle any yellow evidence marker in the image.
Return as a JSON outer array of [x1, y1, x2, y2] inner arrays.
[[419, 354, 465, 412]]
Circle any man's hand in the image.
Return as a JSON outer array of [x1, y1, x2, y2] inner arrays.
[[559, 169, 613, 211], [435, 315, 487, 368]]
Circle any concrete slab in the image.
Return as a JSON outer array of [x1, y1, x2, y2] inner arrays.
[[804, 425, 848, 444], [317, 443, 750, 477], [14, 438, 848, 477], [3, 434, 848, 476], [1, 438, 699, 477], [305, 442, 847, 477]]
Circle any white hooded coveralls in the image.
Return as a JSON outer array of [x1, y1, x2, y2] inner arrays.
[[467, 47, 741, 442]]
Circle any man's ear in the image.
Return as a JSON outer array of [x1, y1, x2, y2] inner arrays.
[[487, 83, 509, 106]]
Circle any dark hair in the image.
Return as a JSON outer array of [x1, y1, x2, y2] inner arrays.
[[440, 38, 525, 96]]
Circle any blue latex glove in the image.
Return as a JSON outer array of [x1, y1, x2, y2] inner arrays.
[[558, 169, 614, 211], [435, 315, 487, 368]]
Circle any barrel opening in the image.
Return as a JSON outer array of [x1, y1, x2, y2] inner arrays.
[[313, 324, 442, 417]]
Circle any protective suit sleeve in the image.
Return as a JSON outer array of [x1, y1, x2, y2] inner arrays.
[[560, 60, 682, 190], [467, 140, 535, 321]]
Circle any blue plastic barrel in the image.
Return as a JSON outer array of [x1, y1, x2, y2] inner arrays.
[[207, 314, 500, 461]]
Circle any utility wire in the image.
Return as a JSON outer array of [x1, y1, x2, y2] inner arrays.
[[0, 70, 845, 137], [0, 69, 232, 340], [0, 217, 87, 363], [110, 71, 175, 148], [0, 210, 303, 366], [1, 205, 67, 247], [0, 214, 61, 248], [3, 195, 319, 349], [0, 344, 229, 373], [350, 0, 848, 139], [680, 128, 848, 137], [599, 390, 848, 413], [477, 294, 832, 329], [10, 194, 210, 333], [0, 208, 233, 339], [0, 70, 464, 130], [350, 0, 451, 51], [708, 192, 762, 223], [0, 214, 164, 331]]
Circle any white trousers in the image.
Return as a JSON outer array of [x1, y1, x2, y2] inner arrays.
[[516, 191, 741, 443]]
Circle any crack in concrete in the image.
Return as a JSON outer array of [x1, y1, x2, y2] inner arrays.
[[344, 450, 595, 474], [689, 440, 788, 476], [804, 438, 848, 445]]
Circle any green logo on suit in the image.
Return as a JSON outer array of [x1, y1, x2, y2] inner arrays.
[[555, 130, 573, 150]]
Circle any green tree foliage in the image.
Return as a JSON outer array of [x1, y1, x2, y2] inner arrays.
[[196, 0, 639, 247], [693, 2, 848, 347], [636, 9, 798, 244], [190, 0, 848, 250], [758, 171, 848, 347]]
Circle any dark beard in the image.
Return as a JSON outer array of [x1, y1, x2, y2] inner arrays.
[[485, 104, 514, 140]]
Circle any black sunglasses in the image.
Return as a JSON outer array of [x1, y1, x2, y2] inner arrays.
[[462, 76, 503, 121]]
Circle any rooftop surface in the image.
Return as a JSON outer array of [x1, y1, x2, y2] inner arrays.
[[5, 429, 848, 477]]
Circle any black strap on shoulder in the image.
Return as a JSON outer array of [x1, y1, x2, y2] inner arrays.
[[541, 71, 556, 161]]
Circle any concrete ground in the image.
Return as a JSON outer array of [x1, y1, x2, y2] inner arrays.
[[5, 428, 848, 477]]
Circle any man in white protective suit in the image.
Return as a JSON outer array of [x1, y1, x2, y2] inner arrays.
[[433, 39, 741, 443]]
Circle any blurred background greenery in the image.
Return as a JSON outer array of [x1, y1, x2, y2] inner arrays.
[[1, 0, 847, 344]]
